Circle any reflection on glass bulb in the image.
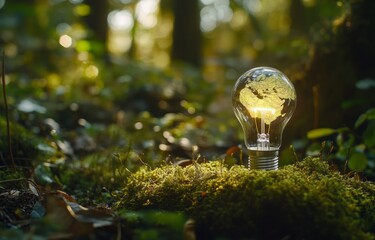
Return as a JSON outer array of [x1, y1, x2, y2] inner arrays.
[[232, 67, 296, 170]]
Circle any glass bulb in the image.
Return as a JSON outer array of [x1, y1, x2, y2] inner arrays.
[[232, 67, 296, 170]]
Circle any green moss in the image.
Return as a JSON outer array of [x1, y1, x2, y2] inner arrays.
[[0, 117, 45, 164], [117, 157, 375, 239]]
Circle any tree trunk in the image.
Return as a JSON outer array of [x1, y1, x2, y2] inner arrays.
[[84, 0, 109, 56], [289, 0, 306, 34], [171, 0, 202, 67], [291, 0, 375, 133]]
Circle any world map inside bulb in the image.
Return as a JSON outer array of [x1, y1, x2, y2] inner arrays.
[[232, 67, 296, 170]]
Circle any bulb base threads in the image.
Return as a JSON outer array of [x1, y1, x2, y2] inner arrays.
[[248, 148, 278, 170]]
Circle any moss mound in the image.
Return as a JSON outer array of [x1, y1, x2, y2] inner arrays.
[[0, 117, 44, 165], [118, 157, 375, 239]]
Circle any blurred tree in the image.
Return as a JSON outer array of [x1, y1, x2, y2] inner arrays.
[[85, 0, 109, 57], [347, 0, 375, 78], [170, 0, 202, 67], [290, 0, 306, 34], [291, 0, 375, 133]]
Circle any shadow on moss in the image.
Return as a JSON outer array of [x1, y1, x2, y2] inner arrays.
[[117, 157, 375, 239]]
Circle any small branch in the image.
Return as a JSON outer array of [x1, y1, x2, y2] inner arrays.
[[0, 178, 41, 197], [1, 52, 15, 169], [319, 141, 326, 161], [0, 177, 30, 184]]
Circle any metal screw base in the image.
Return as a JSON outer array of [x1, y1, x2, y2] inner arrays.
[[248, 148, 278, 170]]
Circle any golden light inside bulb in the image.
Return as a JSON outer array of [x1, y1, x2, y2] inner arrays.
[[250, 107, 276, 118], [239, 73, 296, 125], [250, 107, 276, 137]]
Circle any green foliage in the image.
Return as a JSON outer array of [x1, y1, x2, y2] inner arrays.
[[306, 108, 375, 175], [117, 158, 375, 239], [355, 108, 375, 128], [348, 152, 368, 171], [307, 128, 337, 139]]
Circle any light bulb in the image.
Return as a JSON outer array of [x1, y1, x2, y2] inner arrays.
[[232, 67, 296, 170]]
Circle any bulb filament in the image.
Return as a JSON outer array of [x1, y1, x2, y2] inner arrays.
[[250, 107, 275, 150]]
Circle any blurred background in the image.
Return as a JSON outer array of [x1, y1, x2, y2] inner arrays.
[[1, 0, 375, 176]]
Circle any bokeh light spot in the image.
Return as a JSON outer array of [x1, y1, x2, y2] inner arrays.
[[200, 6, 217, 32], [59, 35, 73, 48], [74, 4, 90, 16], [108, 10, 134, 31], [56, 23, 72, 35], [135, 0, 159, 28], [134, 122, 143, 130], [85, 65, 99, 79]]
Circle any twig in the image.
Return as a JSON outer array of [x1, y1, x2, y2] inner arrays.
[[0, 178, 41, 197], [1, 52, 15, 169], [319, 141, 326, 161], [326, 141, 335, 164], [290, 145, 299, 163], [343, 148, 351, 174]]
